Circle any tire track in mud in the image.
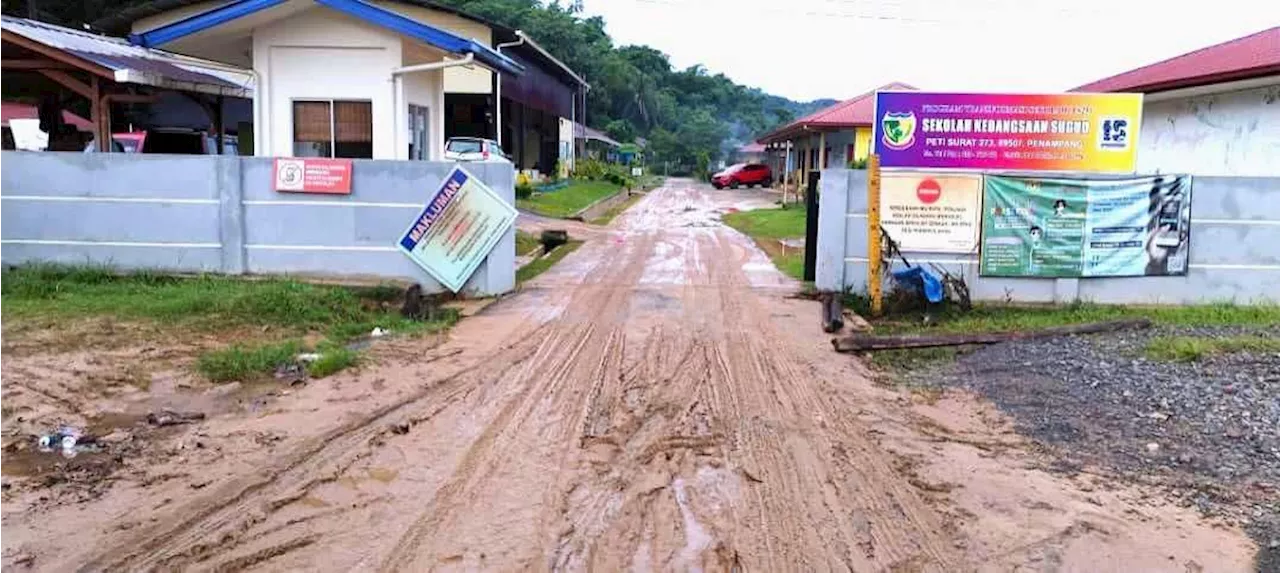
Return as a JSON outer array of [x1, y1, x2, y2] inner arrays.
[[78, 337, 548, 570], [80, 181, 960, 571], [372, 228, 658, 570]]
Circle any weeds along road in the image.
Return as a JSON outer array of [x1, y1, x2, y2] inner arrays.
[[72, 179, 1255, 572]]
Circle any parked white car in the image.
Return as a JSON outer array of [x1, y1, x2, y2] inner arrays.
[[444, 137, 508, 162]]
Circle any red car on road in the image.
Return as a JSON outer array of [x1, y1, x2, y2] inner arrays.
[[711, 163, 772, 189]]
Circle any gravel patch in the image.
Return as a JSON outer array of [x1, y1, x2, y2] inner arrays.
[[902, 325, 1280, 569]]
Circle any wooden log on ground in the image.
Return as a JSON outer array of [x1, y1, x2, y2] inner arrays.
[[820, 292, 844, 333], [831, 318, 1153, 353]]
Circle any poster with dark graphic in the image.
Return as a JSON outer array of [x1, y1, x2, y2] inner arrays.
[[980, 175, 1192, 278]]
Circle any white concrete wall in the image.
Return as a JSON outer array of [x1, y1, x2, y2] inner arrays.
[[254, 8, 405, 159], [558, 117, 575, 175], [1137, 80, 1280, 177]]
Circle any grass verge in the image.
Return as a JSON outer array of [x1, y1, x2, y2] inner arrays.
[[858, 300, 1280, 335], [3, 265, 459, 381], [722, 206, 806, 281], [854, 299, 1280, 382], [517, 180, 621, 218], [197, 341, 302, 383], [1145, 334, 1280, 362], [516, 230, 541, 256], [590, 192, 643, 225], [517, 240, 584, 284]]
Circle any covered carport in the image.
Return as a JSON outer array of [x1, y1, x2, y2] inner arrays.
[[1, 15, 252, 152]]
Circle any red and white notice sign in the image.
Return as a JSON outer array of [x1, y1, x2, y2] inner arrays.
[[273, 158, 353, 194]]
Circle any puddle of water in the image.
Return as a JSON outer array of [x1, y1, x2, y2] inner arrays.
[[367, 467, 399, 483], [672, 477, 713, 573], [299, 495, 332, 508], [1, 447, 114, 478], [87, 412, 147, 435]]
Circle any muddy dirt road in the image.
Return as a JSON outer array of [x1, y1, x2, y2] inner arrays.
[[4, 180, 1259, 571]]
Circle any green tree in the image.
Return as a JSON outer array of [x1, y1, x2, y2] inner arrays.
[[604, 119, 636, 143]]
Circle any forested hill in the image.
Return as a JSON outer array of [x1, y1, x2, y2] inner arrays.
[[2, 0, 836, 171], [435, 0, 835, 170]]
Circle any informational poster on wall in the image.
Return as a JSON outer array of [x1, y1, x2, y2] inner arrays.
[[880, 172, 982, 253], [273, 158, 353, 194], [873, 91, 1143, 173], [397, 166, 517, 292], [980, 175, 1192, 278]]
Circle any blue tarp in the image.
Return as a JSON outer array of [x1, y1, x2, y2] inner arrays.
[[891, 266, 944, 304]]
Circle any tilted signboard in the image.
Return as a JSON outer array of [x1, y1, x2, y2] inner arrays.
[[397, 166, 517, 292]]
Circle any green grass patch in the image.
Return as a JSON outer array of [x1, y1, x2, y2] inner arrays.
[[517, 240, 584, 284], [307, 345, 361, 378], [197, 340, 302, 383], [862, 301, 1280, 336], [3, 264, 460, 382], [721, 205, 806, 240], [1144, 334, 1280, 362], [722, 206, 807, 281], [517, 179, 621, 218], [854, 299, 1280, 376], [515, 230, 541, 256], [590, 192, 643, 225], [638, 175, 665, 191]]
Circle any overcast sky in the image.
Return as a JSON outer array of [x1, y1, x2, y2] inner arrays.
[[583, 0, 1280, 102]]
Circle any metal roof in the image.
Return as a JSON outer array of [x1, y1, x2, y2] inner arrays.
[[574, 123, 620, 147], [1074, 26, 1280, 93], [124, 0, 523, 76], [757, 82, 915, 144], [2, 15, 253, 97]]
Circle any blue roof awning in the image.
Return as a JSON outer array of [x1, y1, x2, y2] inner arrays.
[[129, 0, 524, 76]]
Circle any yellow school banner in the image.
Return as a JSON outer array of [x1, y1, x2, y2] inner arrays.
[[880, 172, 982, 253]]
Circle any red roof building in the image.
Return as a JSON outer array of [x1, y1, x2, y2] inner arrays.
[[758, 82, 915, 143], [753, 82, 915, 182], [1074, 26, 1279, 93], [1075, 26, 1279, 176]]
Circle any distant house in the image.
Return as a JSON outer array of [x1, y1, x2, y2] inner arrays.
[[733, 142, 766, 164], [1074, 26, 1279, 176], [575, 122, 620, 161], [756, 82, 914, 186]]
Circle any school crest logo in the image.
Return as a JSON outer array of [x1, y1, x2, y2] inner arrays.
[[881, 111, 917, 150]]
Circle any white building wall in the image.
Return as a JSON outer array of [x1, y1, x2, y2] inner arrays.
[[400, 68, 445, 160], [253, 8, 404, 159], [373, 1, 494, 94], [1136, 80, 1280, 177]]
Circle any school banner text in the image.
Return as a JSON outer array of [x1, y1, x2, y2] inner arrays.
[[874, 92, 1143, 172]]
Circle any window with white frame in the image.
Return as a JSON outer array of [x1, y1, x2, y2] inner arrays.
[[292, 100, 373, 159]]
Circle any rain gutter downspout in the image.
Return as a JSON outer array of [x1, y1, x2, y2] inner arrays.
[[494, 33, 526, 149], [391, 53, 476, 161]]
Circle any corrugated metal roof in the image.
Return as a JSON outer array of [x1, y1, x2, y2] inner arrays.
[[2, 16, 254, 97], [573, 123, 620, 147], [1074, 26, 1280, 93], [758, 82, 915, 143]]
